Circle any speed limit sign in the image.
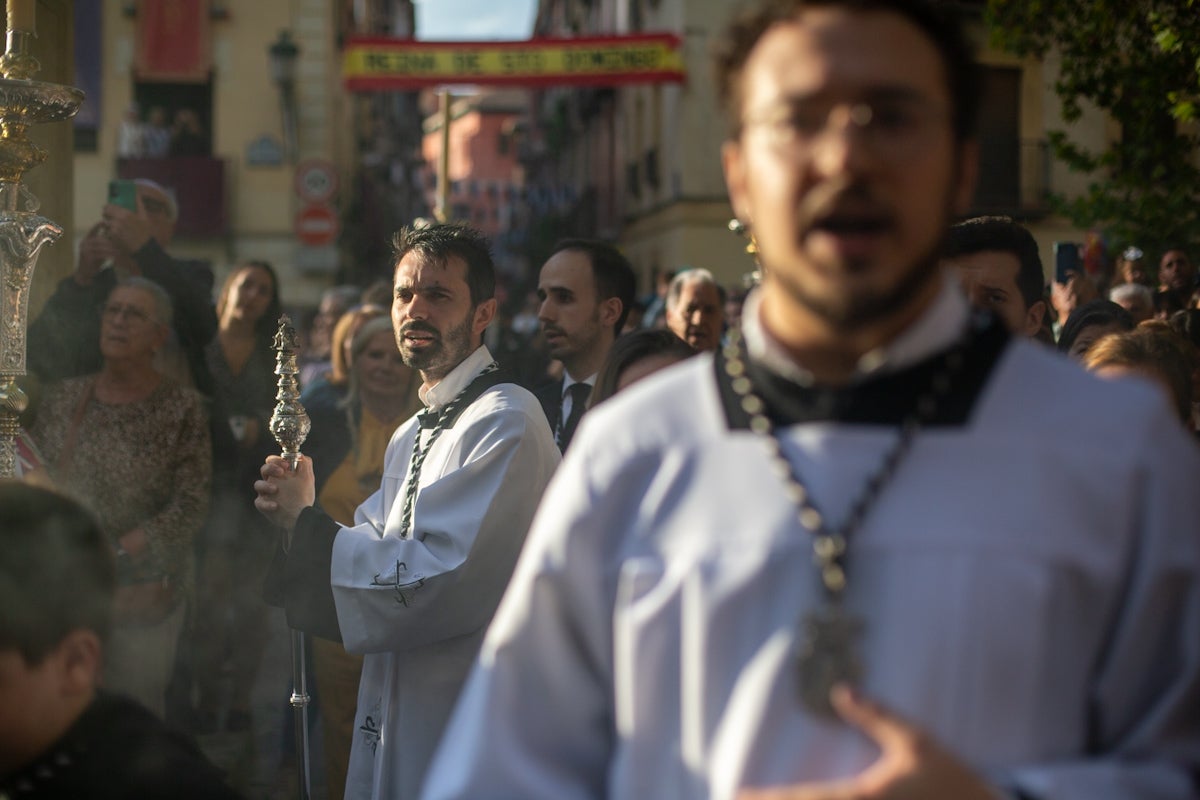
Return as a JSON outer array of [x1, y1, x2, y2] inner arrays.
[[294, 159, 338, 204]]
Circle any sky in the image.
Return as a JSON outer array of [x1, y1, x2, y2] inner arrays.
[[414, 0, 538, 41]]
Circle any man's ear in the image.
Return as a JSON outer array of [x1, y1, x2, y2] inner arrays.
[[1024, 299, 1047, 338], [599, 296, 623, 331], [55, 629, 102, 697], [472, 298, 498, 339]]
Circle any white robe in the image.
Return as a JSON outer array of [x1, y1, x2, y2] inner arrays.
[[422, 309, 1200, 799], [330, 346, 560, 800]]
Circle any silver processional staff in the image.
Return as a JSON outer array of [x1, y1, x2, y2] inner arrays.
[[269, 313, 313, 800]]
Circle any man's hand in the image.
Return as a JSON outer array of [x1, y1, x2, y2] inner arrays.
[[1050, 271, 1096, 321], [254, 455, 316, 535], [101, 202, 153, 256], [738, 686, 997, 800], [75, 222, 119, 286]]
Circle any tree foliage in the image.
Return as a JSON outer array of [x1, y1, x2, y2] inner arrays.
[[986, 0, 1200, 253]]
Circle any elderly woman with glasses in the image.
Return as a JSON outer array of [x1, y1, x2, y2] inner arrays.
[[29, 276, 212, 718]]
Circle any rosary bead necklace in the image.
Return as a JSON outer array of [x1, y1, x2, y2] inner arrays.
[[720, 327, 971, 718]]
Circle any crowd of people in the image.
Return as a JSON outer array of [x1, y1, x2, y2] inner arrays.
[[118, 104, 208, 159], [3, 1, 1199, 798]]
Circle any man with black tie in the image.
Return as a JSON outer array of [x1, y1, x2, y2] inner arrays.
[[533, 239, 637, 452]]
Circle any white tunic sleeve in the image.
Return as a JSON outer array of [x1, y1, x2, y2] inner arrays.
[[330, 388, 560, 655], [998, 406, 1200, 799]]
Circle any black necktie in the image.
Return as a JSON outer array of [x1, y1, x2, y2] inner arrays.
[[558, 383, 591, 452]]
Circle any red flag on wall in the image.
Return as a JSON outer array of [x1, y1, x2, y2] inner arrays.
[[135, 0, 211, 82]]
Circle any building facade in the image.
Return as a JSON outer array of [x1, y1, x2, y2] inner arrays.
[[519, 0, 1125, 294], [420, 90, 528, 278], [66, 0, 388, 309]]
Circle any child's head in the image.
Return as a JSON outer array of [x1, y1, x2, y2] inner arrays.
[[0, 481, 115, 774], [0, 481, 115, 659]]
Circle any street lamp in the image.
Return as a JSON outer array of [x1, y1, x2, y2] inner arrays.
[[268, 29, 300, 162]]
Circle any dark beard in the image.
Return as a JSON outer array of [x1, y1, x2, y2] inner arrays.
[[773, 246, 943, 334], [543, 306, 604, 363], [399, 313, 475, 382], [778, 167, 960, 333]]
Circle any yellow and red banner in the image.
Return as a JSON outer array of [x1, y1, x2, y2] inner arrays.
[[343, 33, 685, 91]]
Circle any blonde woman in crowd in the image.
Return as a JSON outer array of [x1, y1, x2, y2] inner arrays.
[[1084, 322, 1196, 427]]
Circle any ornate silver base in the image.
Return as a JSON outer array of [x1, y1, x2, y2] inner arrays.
[[0, 209, 60, 479], [0, 381, 20, 477]]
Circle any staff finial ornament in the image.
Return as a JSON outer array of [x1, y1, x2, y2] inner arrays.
[[269, 314, 311, 471]]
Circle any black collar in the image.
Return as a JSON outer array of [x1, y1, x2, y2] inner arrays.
[[716, 313, 1009, 429]]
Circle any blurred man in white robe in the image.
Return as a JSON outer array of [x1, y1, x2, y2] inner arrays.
[[422, 3, 1200, 799]]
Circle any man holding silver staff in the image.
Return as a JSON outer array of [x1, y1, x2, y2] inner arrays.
[[422, 1, 1200, 799], [254, 221, 559, 800]]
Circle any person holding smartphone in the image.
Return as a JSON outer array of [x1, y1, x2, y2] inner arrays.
[[1049, 240, 1099, 342], [28, 178, 218, 396]]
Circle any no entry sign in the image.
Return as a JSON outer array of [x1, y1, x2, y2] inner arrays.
[[294, 204, 340, 247]]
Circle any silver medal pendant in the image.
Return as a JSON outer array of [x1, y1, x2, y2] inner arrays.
[[796, 605, 864, 718]]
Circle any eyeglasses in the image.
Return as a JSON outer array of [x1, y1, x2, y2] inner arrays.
[[101, 303, 154, 324], [740, 95, 948, 163]]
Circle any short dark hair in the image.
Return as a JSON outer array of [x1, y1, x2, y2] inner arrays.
[[0, 482, 115, 663], [391, 221, 496, 308], [944, 216, 1045, 310], [1057, 299, 1134, 355], [713, 0, 979, 141], [1158, 245, 1190, 261], [549, 239, 639, 335], [591, 328, 697, 407]]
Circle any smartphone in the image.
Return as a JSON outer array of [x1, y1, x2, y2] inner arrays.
[[108, 179, 138, 211], [1053, 241, 1082, 284]]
